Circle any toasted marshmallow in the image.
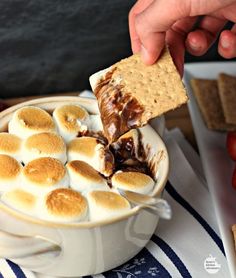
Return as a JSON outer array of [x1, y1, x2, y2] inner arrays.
[[0, 154, 22, 192], [118, 129, 139, 144], [111, 171, 154, 194], [66, 160, 109, 193], [8, 106, 56, 139], [0, 133, 22, 161], [22, 157, 69, 194], [1, 189, 37, 216], [89, 114, 103, 132], [87, 190, 130, 221], [40, 188, 88, 222], [67, 137, 114, 176], [53, 104, 90, 142], [22, 132, 67, 164]]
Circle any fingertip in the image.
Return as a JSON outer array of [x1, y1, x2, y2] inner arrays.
[[218, 30, 236, 59], [185, 31, 208, 56], [139, 33, 166, 65], [140, 45, 160, 65]]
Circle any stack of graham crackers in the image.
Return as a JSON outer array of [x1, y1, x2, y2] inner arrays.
[[192, 73, 236, 249], [190, 73, 236, 131]]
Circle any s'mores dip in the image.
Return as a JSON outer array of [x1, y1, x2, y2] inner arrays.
[[0, 99, 166, 223], [0, 48, 184, 223]]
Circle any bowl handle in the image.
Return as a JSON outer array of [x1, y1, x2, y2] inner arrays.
[[0, 228, 61, 259]]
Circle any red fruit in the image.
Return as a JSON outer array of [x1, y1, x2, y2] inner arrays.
[[232, 165, 236, 189], [226, 132, 236, 161]]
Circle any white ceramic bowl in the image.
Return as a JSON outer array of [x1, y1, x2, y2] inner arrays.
[[0, 96, 169, 277]]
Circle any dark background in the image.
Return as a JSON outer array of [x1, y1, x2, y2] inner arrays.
[[0, 0, 234, 98]]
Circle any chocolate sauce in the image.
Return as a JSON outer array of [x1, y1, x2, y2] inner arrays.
[[111, 137, 136, 164], [94, 69, 145, 143], [76, 117, 155, 182], [81, 130, 108, 145], [103, 146, 115, 176], [109, 129, 154, 180]]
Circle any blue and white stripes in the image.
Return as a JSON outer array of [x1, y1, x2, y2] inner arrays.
[[165, 182, 225, 256], [0, 259, 36, 278]]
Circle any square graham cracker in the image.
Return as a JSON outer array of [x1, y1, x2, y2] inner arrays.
[[218, 73, 236, 125], [112, 47, 188, 122], [90, 47, 188, 142], [190, 78, 236, 131]]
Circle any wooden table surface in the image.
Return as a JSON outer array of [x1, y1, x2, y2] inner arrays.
[[2, 92, 196, 148]]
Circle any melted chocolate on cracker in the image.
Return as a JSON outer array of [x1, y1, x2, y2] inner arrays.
[[94, 69, 144, 143]]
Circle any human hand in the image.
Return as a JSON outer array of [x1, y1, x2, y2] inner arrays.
[[129, 0, 236, 75]]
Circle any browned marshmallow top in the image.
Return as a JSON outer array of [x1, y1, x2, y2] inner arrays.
[[23, 157, 66, 186], [3, 189, 36, 211], [67, 160, 104, 184], [45, 188, 87, 218], [88, 190, 130, 210], [0, 133, 22, 154], [53, 104, 88, 132], [0, 154, 21, 180], [68, 136, 99, 158], [24, 132, 65, 154], [112, 171, 153, 188], [16, 106, 55, 131]]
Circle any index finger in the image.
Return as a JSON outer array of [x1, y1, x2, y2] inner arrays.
[[129, 0, 154, 53]]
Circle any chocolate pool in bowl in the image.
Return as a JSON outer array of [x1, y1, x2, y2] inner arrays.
[[0, 96, 169, 277]]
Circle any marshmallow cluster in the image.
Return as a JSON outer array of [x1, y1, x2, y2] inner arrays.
[[0, 104, 155, 223]]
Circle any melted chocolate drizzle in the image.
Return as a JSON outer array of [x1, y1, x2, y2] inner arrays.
[[110, 129, 153, 179], [94, 69, 145, 143]]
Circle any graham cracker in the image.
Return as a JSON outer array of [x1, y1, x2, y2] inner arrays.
[[218, 73, 236, 125], [112, 47, 188, 123], [190, 78, 236, 131], [90, 47, 188, 142]]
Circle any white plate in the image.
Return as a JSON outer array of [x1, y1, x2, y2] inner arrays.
[[184, 62, 236, 278]]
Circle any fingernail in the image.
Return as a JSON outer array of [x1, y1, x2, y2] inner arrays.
[[189, 41, 201, 51], [221, 38, 230, 49]]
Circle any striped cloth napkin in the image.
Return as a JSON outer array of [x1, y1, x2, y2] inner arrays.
[[0, 93, 231, 277]]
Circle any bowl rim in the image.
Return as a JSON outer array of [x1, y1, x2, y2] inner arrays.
[[0, 96, 169, 228], [0, 96, 99, 118]]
